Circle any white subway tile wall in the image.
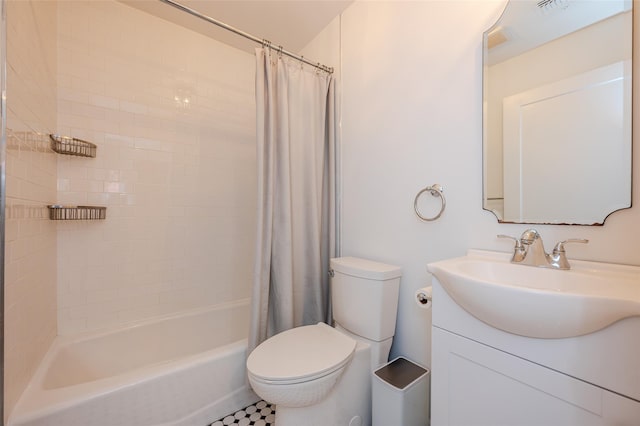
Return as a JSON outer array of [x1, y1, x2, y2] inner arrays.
[[55, 0, 257, 334], [4, 0, 59, 417]]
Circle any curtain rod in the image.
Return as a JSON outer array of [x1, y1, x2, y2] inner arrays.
[[158, 0, 334, 74]]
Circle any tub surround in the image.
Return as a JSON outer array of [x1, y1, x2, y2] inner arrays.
[[4, 0, 59, 418], [55, 0, 257, 335], [5, 0, 257, 418]]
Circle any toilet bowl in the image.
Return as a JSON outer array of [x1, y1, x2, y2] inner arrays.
[[246, 257, 402, 426], [247, 323, 355, 407]]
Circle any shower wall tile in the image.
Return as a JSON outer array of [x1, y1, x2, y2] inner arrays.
[[4, 0, 59, 418], [56, 0, 257, 335]]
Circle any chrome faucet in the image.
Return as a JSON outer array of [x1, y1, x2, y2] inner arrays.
[[498, 229, 588, 270]]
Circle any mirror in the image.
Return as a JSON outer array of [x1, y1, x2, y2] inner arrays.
[[483, 0, 633, 225]]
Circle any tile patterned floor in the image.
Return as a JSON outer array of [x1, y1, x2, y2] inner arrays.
[[210, 400, 276, 426]]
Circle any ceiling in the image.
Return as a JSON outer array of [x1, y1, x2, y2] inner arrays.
[[121, 0, 353, 54]]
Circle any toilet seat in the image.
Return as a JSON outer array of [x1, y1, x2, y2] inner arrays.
[[247, 322, 356, 385]]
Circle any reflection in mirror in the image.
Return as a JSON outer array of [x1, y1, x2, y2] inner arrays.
[[483, 0, 632, 225]]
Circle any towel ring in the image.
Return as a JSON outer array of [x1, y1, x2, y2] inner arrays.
[[414, 184, 446, 221]]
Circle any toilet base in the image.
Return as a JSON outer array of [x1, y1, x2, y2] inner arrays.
[[275, 341, 372, 426]]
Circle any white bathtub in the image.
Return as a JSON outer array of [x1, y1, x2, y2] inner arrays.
[[9, 300, 258, 426]]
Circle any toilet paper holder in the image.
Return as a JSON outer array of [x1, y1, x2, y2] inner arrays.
[[416, 292, 431, 305], [415, 286, 432, 309]]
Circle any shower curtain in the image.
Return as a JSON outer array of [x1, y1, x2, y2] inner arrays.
[[249, 47, 337, 353]]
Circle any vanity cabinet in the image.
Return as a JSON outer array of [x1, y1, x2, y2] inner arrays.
[[432, 328, 640, 425], [431, 277, 640, 426]]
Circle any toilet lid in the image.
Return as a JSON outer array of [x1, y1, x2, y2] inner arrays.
[[247, 323, 356, 383]]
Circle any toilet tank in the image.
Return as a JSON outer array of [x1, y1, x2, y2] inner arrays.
[[330, 257, 401, 342]]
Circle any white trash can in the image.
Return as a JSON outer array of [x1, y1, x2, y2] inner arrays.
[[372, 356, 430, 426]]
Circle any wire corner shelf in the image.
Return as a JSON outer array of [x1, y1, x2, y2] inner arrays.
[[48, 205, 107, 221], [50, 134, 97, 158]]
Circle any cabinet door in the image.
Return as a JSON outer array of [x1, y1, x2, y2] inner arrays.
[[431, 327, 640, 426]]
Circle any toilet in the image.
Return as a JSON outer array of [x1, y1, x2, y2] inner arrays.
[[246, 257, 401, 426]]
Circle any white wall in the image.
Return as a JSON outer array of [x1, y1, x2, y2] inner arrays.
[[308, 0, 640, 367], [55, 0, 257, 334]]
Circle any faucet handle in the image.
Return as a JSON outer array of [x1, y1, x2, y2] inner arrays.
[[552, 238, 589, 254], [498, 234, 526, 262], [550, 239, 589, 270], [497, 234, 523, 249]]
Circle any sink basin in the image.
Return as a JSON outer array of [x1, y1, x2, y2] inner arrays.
[[427, 250, 640, 338]]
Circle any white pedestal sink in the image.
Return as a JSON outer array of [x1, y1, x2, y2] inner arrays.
[[428, 249, 640, 338]]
